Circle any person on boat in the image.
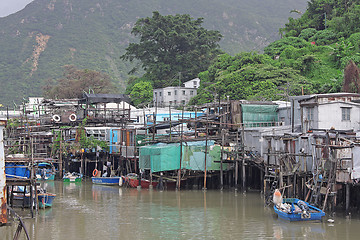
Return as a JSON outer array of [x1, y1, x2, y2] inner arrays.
[[273, 189, 282, 206], [273, 189, 292, 213], [41, 168, 46, 180], [106, 161, 112, 176], [102, 164, 108, 177]]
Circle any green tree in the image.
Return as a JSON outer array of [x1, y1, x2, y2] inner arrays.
[[43, 65, 116, 99], [130, 81, 153, 107], [190, 53, 313, 105], [121, 11, 223, 88], [281, 0, 360, 37], [264, 37, 311, 58]]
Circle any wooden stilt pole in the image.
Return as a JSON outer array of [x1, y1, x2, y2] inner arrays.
[[240, 105, 246, 191], [204, 123, 208, 190], [59, 130, 63, 179], [235, 131, 239, 191], [177, 107, 184, 190], [346, 183, 350, 214], [220, 128, 224, 190]]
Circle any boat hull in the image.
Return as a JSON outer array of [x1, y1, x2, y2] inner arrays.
[[63, 176, 81, 182], [36, 174, 55, 181], [125, 175, 158, 188], [91, 177, 121, 185], [38, 193, 56, 208], [274, 198, 325, 222], [36, 162, 56, 181]]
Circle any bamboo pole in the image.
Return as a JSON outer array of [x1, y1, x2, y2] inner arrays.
[[59, 130, 63, 179], [204, 118, 208, 190], [194, 106, 197, 138], [240, 104, 246, 191], [220, 129, 224, 190], [169, 105, 172, 141], [235, 130, 239, 190], [177, 107, 184, 190]]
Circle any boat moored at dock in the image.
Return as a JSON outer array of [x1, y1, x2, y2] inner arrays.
[[35, 162, 56, 181], [91, 176, 122, 185], [273, 198, 325, 222], [63, 172, 82, 182], [11, 186, 56, 209], [124, 174, 158, 188], [38, 193, 56, 208]]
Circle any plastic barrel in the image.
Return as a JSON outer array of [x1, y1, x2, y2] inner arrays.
[[25, 168, 30, 178], [16, 164, 26, 177], [5, 162, 11, 175], [5, 163, 15, 178]]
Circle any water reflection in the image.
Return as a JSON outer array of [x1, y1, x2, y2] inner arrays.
[[273, 220, 325, 239], [2, 181, 360, 239]]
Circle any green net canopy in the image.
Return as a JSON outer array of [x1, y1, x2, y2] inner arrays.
[[139, 141, 225, 172], [242, 104, 278, 127]]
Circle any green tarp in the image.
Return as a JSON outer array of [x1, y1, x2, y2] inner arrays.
[[139, 141, 225, 173], [242, 104, 278, 127]]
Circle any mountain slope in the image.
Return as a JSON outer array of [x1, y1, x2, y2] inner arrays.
[[0, 0, 33, 17], [0, 0, 307, 106]]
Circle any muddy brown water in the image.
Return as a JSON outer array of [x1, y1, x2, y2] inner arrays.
[[0, 180, 359, 239]]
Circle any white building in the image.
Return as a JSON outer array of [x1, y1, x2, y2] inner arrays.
[[299, 93, 360, 132], [183, 78, 200, 89], [153, 78, 200, 107]]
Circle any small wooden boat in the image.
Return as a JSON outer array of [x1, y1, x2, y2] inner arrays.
[[124, 174, 158, 188], [12, 187, 56, 208], [36, 162, 56, 181], [274, 198, 325, 222], [38, 193, 56, 208], [91, 176, 122, 185]]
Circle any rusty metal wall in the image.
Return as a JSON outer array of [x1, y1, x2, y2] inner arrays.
[[0, 120, 7, 224], [231, 101, 241, 127]]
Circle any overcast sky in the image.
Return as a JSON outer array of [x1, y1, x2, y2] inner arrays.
[[0, 0, 33, 17]]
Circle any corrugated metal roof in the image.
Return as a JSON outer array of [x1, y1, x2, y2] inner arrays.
[[80, 93, 131, 104]]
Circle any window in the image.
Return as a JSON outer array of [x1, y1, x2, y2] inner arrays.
[[307, 107, 314, 121], [182, 90, 186, 95], [193, 81, 197, 87], [175, 90, 177, 95], [168, 92, 171, 96], [342, 107, 351, 121], [190, 90, 194, 95], [159, 92, 162, 96]]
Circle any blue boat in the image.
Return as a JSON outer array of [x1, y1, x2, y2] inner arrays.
[[36, 162, 56, 181], [274, 198, 325, 222], [12, 187, 56, 209], [38, 193, 56, 208], [91, 177, 121, 185]]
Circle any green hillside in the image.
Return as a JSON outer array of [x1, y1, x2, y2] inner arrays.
[[191, 0, 360, 105], [0, 0, 307, 106]]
